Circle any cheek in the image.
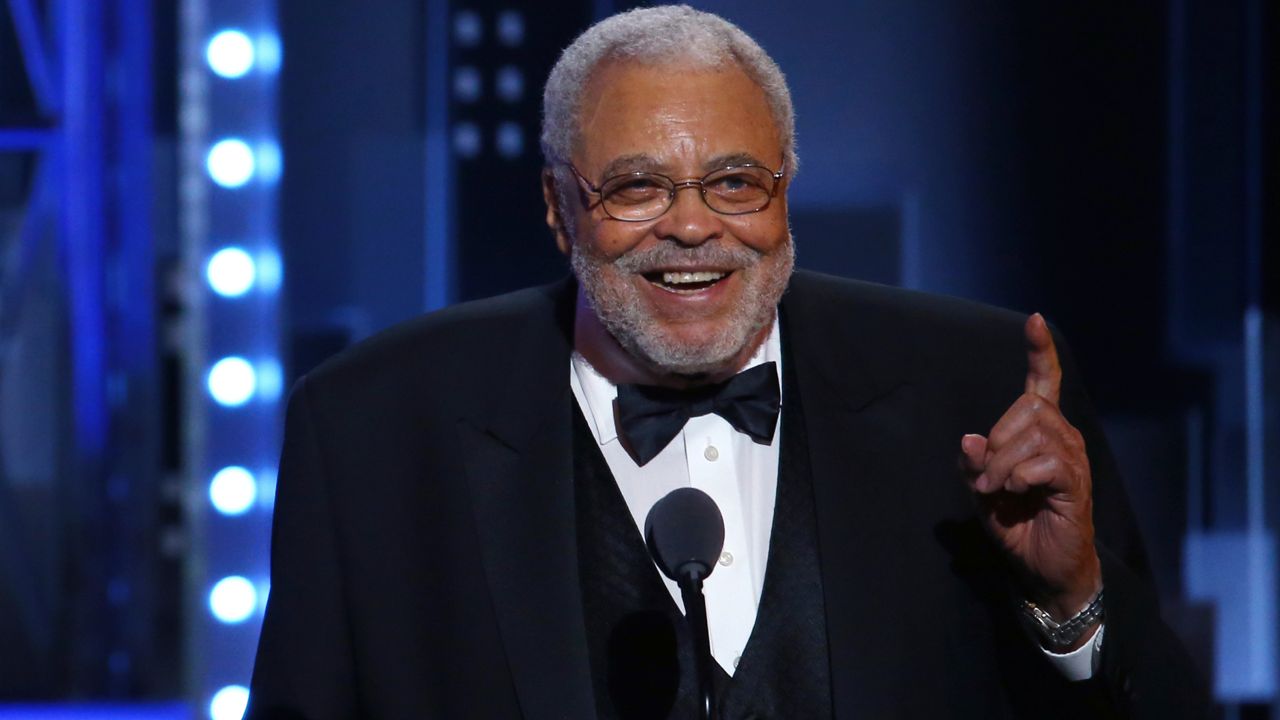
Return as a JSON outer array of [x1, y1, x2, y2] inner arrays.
[[582, 220, 652, 259], [733, 216, 790, 253]]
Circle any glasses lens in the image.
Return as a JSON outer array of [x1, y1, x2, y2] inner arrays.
[[601, 174, 673, 221], [703, 167, 774, 214]]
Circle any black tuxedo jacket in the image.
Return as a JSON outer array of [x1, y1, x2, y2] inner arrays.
[[248, 270, 1208, 719]]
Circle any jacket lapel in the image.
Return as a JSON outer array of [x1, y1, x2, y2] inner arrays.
[[456, 278, 597, 719], [781, 273, 929, 716]]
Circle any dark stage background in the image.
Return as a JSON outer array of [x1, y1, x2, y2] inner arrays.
[[0, 0, 1276, 717]]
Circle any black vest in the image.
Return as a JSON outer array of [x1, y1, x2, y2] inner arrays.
[[574, 358, 834, 720]]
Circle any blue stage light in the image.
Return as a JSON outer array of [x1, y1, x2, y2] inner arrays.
[[206, 30, 255, 79], [453, 66, 482, 103], [453, 10, 482, 47], [496, 122, 523, 159], [210, 467, 257, 516], [207, 357, 257, 407], [496, 66, 523, 103], [209, 576, 258, 624], [209, 684, 250, 720], [453, 122, 481, 159], [206, 247, 256, 297], [496, 10, 524, 46], [207, 139, 256, 188], [190, 0, 283, 706]]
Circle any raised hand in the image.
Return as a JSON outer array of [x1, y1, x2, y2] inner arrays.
[[959, 313, 1102, 625]]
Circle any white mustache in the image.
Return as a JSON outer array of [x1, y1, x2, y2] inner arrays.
[[610, 242, 762, 274]]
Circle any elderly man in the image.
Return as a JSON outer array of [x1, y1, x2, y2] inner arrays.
[[248, 6, 1206, 719]]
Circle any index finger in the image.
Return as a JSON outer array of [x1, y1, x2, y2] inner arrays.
[[1024, 312, 1061, 405]]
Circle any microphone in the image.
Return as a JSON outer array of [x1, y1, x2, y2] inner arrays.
[[644, 488, 725, 720]]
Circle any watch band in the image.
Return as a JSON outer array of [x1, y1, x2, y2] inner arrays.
[[1020, 588, 1105, 651]]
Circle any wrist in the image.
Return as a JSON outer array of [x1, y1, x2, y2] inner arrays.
[[1032, 553, 1103, 621], [1021, 586, 1105, 652], [1038, 578, 1102, 622]]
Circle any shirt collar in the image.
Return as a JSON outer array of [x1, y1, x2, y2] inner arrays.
[[570, 317, 783, 446]]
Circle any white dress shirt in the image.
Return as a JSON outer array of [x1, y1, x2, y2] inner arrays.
[[568, 317, 1101, 680], [570, 320, 783, 675]]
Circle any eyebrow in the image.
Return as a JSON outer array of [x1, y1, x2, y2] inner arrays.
[[597, 151, 774, 180], [599, 154, 661, 179], [704, 152, 769, 171]]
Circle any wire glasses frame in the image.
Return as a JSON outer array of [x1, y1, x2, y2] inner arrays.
[[566, 159, 788, 222]]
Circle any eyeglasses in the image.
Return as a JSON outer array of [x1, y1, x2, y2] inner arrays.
[[567, 160, 787, 222]]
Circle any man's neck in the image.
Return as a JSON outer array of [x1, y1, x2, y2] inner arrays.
[[572, 290, 772, 390]]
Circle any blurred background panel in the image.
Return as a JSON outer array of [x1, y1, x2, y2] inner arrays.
[[0, 0, 1275, 718], [0, 0, 177, 703]]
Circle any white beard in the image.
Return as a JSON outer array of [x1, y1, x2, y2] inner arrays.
[[571, 236, 794, 376]]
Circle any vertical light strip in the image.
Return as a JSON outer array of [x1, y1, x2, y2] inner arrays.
[[181, 0, 281, 717]]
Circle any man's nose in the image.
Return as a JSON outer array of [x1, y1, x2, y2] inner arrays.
[[652, 184, 722, 246]]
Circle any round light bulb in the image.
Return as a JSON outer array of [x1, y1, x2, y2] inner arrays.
[[210, 467, 257, 515], [206, 247, 256, 297], [209, 576, 257, 624], [206, 30, 255, 78], [207, 139, 256, 188], [207, 357, 257, 407]]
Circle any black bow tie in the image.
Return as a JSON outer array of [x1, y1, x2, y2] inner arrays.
[[614, 361, 781, 466]]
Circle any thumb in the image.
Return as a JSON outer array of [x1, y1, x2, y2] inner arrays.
[[1024, 313, 1062, 405], [959, 433, 988, 473]]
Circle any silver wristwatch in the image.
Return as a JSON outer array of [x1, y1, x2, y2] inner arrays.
[[1020, 588, 1105, 651]]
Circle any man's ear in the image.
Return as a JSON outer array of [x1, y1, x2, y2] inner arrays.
[[541, 168, 573, 256]]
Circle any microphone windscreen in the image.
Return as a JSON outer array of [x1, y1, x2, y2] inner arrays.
[[644, 487, 726, 582]]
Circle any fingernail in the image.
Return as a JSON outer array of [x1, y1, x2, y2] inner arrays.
[[974, 474, 990, 492]]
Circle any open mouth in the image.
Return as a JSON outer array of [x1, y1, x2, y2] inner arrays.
[[642, 270, 731, 293]]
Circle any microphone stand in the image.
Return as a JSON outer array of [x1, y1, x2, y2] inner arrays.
[[644, 487, 725, 720], [678, 567, 716, 720]]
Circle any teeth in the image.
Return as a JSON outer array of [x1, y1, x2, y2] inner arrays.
[[661, 271, 726, 284]]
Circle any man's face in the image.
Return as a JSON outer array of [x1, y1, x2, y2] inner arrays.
[[552, 61, 794, 377]]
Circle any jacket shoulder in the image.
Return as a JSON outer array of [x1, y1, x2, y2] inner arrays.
[[299, 280, 571, 410], [786, 269, 1029, 345]]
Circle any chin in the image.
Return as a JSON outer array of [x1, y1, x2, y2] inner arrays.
[[613, 309, 770, 377], [634, 340, 746, 377]]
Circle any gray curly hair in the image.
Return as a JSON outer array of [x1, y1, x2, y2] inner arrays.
[[541, 5, 797, 179]]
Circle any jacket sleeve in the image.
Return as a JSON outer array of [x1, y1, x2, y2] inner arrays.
[[1055, 330, 1212, 720], [247, 377, 358, 719]]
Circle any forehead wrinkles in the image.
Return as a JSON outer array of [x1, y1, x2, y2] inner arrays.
[[573, 62, 775, 172], [575, 74, 689, 166]]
